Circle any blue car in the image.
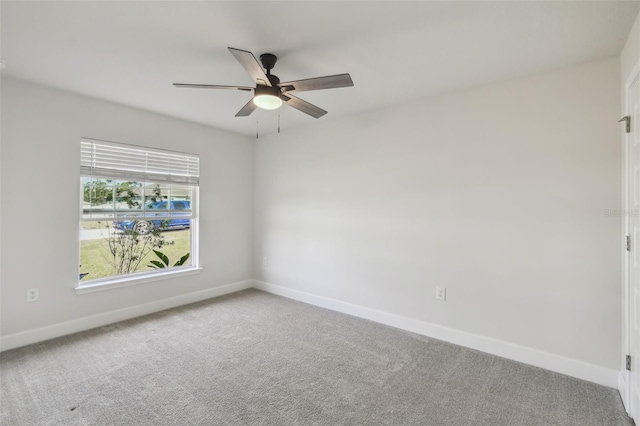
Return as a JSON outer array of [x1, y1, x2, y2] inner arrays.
[[115, 200, 191, 233]]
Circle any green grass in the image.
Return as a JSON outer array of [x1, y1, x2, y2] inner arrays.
[[79, 228, 191, 282]]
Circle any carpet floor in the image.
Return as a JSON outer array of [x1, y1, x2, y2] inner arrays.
[[0, 289, 633, 426]]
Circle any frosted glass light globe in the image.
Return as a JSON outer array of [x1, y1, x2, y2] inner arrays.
[[253, 95, 282, 110]]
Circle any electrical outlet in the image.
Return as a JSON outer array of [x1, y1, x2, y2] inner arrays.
[[435, 287, 446, 301], [27, 288, 39, 303], [262, 256, 268, 267]]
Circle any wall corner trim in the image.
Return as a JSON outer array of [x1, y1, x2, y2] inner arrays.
[[0, 279, 253, 352], [252, 280, 619, 388]]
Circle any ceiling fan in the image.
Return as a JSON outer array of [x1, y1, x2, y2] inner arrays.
[[174, 47, 354, 119]]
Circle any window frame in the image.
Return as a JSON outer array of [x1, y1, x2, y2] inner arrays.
[[76, 138, 201, 293]]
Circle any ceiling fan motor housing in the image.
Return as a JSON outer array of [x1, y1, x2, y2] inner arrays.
[[259, 53, 277, 72], [255, 82, 281, 98]]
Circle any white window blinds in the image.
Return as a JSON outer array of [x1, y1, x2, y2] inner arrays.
[[80, 138, 199, 185]]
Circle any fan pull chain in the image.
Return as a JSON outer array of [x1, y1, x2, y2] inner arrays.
[[278, 108, 281, 134], [256, 116, 259, 140]]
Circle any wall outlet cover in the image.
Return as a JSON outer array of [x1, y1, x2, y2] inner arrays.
[[27, 288, 39, 303]]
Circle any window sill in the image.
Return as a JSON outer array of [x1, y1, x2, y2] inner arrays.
[[74, 267, 203, 295]]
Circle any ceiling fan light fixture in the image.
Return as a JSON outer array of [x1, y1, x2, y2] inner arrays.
[[174, 47, 352, 118], [253, 94, 282, 110]]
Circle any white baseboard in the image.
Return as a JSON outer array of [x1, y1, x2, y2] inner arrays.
[[0, 279, 253, 352], [253, 280, 619, 388], [1, 278, 622, 390], [619, 371, 630, 414]]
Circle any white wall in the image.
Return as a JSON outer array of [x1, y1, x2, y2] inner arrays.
[[254, 58, 622, 370], [622, 13, 640, 86], [0, 56, 624, 383], [0, 78, 254, 337]]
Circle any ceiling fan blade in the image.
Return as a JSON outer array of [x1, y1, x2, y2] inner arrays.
[[279, 73, 353, 93], [281, 94, 327, 119], [173, 83, 253, 91], [235, 98, 258, 117], [228, 47, 271, 87]]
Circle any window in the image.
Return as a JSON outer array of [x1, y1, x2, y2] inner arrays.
[[78, 138, 199, 288]]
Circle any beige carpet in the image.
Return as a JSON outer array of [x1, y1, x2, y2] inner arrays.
[[0, 289, 633, 425]]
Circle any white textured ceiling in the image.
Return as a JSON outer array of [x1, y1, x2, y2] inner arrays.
[[2, 1, 639, 136]]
